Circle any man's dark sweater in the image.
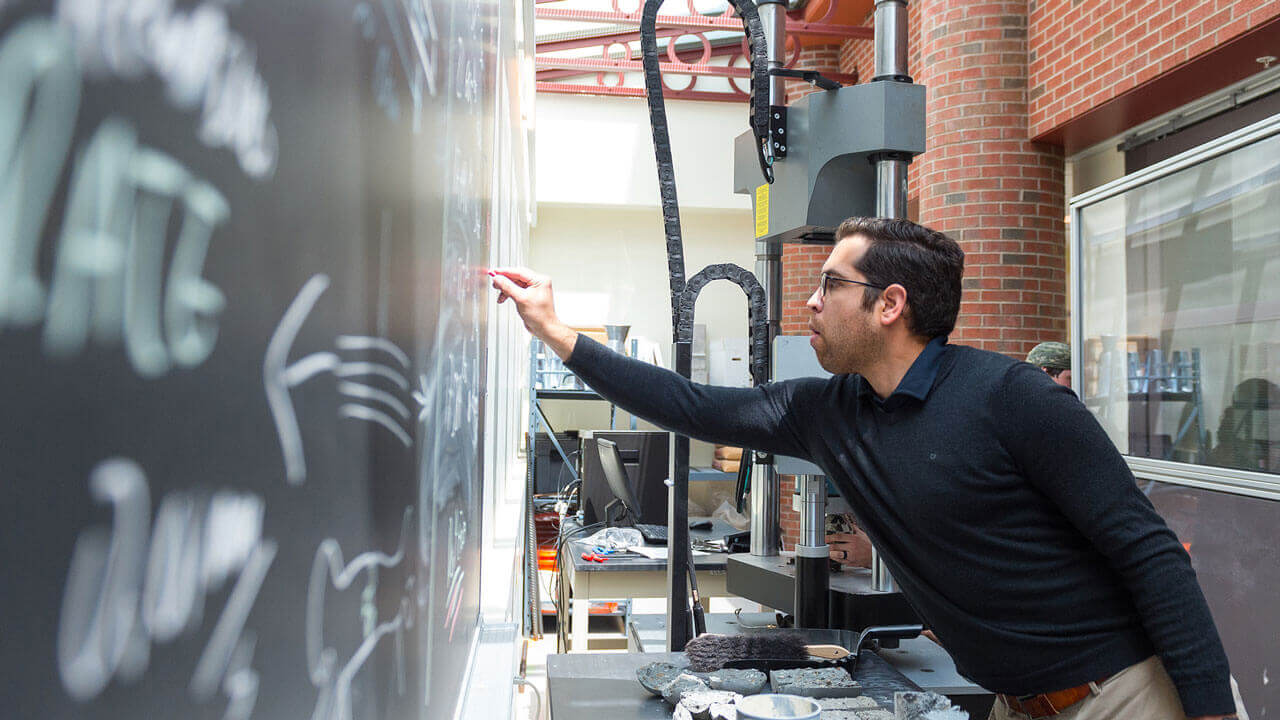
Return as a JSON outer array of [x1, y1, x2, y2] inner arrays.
[[565, 334, 1235, 715]]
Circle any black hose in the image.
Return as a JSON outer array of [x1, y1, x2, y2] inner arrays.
[[639, 0, 772, 332], [639, 0, 776, 646], [677, 263, 770, 385], [678, 264, 769, 521]]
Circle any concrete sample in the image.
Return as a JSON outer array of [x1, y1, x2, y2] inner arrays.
[[770, 667, 864, 698], [637, 661, 694, 697], [680, 703, 737, 720], [710, 703, 738, 720], [920, 711, 968, 720], [855, 710, 895, 720], [820, 696, 879, 710], [706, 668, 768, 695], [893, 691, 968, 720], [679, 690, 742, 720], [664, 674, 712, 706]]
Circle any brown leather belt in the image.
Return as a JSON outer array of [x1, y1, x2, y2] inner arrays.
[[997, 675, 1111, 718]]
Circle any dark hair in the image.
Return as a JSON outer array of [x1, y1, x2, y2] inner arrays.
[[1044, 367, 1066, 379], [833, 217, 964, 338]]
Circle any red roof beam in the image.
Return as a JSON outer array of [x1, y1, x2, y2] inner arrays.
[[535, 7, 872, 41], [536, 81, 748, 102], [536, 27, 685, 53], [537, 55, 753, 78]]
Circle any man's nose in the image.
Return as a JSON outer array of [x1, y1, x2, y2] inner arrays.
[[806, 288, 822, 313]]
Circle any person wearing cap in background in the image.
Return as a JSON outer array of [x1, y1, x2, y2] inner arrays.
[[1027, 341, 1072, 389]]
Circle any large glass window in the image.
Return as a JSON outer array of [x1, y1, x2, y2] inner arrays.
[[1074, 118, 1280, 477]]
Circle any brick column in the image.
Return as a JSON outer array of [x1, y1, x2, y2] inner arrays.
[[913, 0, 1067, 356]]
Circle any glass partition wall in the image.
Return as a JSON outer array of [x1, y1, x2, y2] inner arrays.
[[1070, 113, 1279, 716], [1072, 116, 1280, 495]]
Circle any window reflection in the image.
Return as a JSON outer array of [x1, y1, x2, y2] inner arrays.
[[1078, 126, 1280, 474]]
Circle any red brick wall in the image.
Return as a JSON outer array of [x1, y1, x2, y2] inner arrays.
[[778, 475, 799, 551], [838, 20, 874, 84], [913, 0, 1068, 357], [1027, 0, 1280, 138], [786, 45, 842, 103], [780, 243, 827, 335]]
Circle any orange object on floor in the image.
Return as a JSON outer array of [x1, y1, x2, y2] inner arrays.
[[537, 547, 558, 572]]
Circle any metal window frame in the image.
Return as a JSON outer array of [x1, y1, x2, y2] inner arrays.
[[1068, 112, 1280, 502]]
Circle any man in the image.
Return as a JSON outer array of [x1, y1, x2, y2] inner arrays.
[[1027, 341, 1073, 388], [491, 217, 1239, 720]]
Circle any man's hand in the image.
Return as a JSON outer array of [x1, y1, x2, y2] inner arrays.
[[490, 267, 578, 360], [827, 530, 872, 568]]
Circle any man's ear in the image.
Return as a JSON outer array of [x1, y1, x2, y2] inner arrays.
[[879, 283, 908, 327]]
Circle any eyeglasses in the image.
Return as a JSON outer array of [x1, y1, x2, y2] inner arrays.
[[818, 272, 887, 298]]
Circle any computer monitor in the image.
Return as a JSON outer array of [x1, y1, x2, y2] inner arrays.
[[580, 431, 668, 525], [596, 438, 642, 525]]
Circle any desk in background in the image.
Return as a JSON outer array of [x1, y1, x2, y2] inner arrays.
[[562, 518, 737, 651]]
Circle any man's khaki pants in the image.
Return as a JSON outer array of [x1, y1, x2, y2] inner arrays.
[[987, 656, 1250, 720]]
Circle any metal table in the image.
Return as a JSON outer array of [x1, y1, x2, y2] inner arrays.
[[547, 642, 921, 720], [625, 614, 994, 715]]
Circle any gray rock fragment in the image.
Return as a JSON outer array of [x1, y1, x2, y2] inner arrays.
[[819, 696, 878, 710], [770, 667, 863, 698], [637, 661, 690, 697], [706, 668, 767, 695], [893, 691, 968, 720], [678, 690, 743, 719], [821, 711, 862, 720], [663, 674, 711, 706], [855, 710, 895, 720]]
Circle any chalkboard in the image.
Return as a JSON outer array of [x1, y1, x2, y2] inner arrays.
[[0, 1, 530, 719]]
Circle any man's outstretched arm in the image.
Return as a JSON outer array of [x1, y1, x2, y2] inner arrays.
[[490, 267, 820, 459]]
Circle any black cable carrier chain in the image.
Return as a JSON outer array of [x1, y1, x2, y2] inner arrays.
[[639, 0, 775, 647]]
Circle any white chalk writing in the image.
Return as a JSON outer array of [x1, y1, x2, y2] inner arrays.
[[38, 118, 228, 377], [0, 19, 80, 325], [57, 458, 273, 720], [306, 508, 415, 720], [0, 19, 229, 376], [265, 276, 419, 484], [56, 0, 278, 178], [353, 0, 440, 127]]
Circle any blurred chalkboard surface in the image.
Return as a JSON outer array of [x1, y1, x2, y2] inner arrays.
[[0, 0, 527, 718]]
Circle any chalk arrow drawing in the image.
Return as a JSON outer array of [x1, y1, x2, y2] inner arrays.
[[265, 276, 417, 484]]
